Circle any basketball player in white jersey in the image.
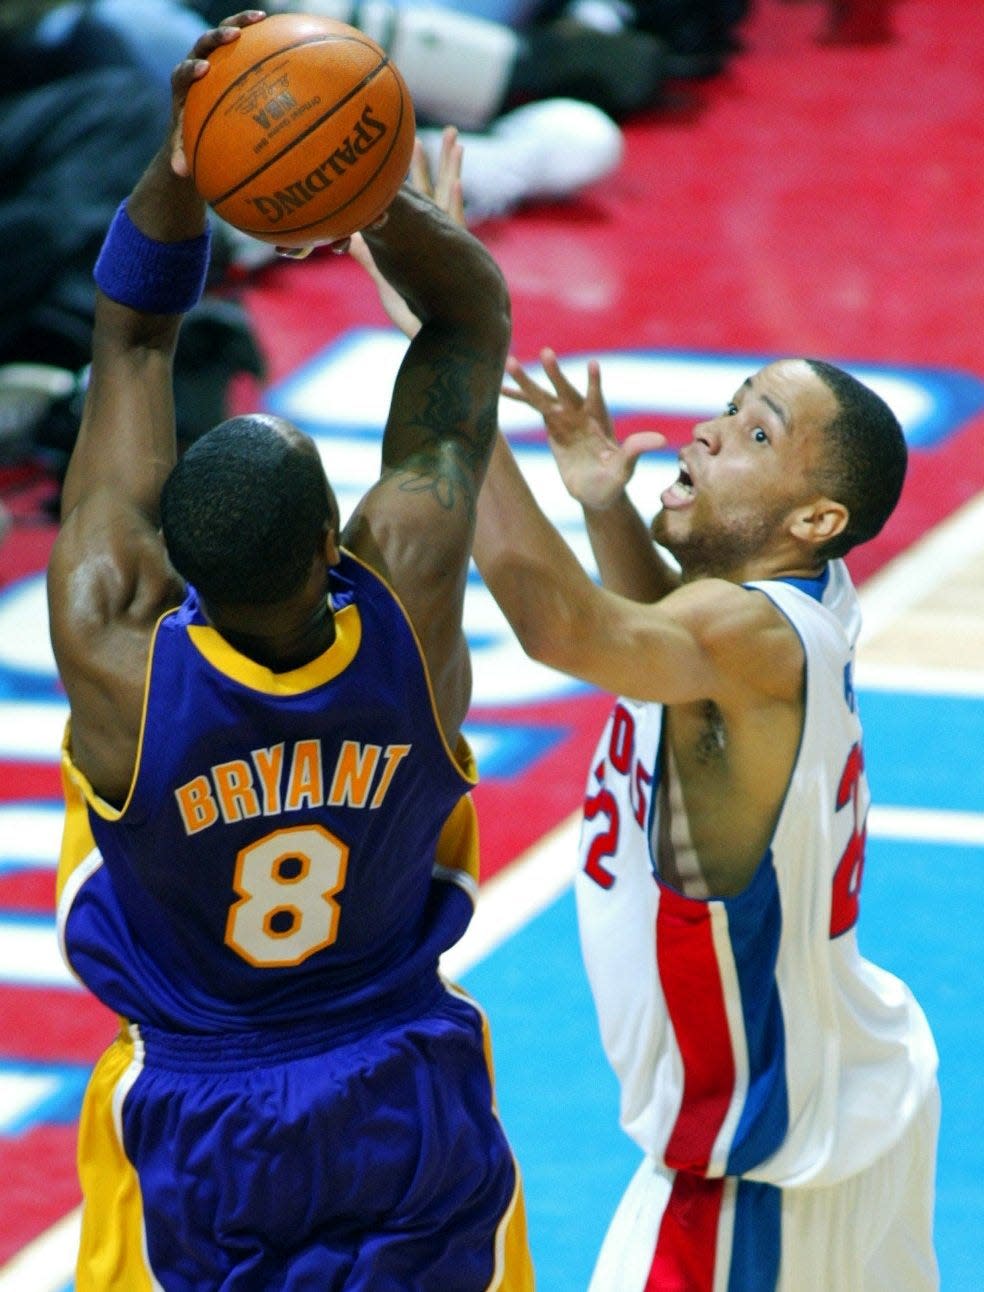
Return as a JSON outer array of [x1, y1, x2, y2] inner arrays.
[[473, 350, 939, 1290]]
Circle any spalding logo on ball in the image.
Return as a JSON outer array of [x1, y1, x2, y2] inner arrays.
[[182, 13, 416, 247]]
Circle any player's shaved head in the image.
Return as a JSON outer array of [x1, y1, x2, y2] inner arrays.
[[160, 414, 336, 604]]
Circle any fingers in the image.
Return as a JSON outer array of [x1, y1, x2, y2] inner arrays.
[[621, 430, 667, 462], [408, 138, 433, 197], [585, 359, 605, 405], [216, 9, 268, 31], [447, 177, 466, 229], [170, 11, 266, 176], [432, 127, 463, 216], [409, 128, 465, 226], [500, 381, 529, 404], [540, 348, 585, 407], [177, 9, 264, 72], [273, 235, 354, 259], [170, 57, 210, 176], [346, 232, 373, 271], [509, 350, 586, 420], [503, 355, 551, 410]]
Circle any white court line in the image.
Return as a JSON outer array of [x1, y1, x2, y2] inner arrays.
[[858, 491, 984, 646], [855, 661, 984, 697], [869, 805, 984, 847], [0, 702, 66, 763], [0, 804, 63, 868], [0, 920, 78, 991], [0, 1071, 64, 1135], [0, 1208, 80, 1292], [440, 806, 984, 984], [441, 812, 581, 980], [3, 803, 978, 999], [2, 802, 980, 1292]]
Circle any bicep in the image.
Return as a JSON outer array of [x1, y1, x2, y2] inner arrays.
[[559, 592, 719, 704], [60, 300, 178, 521], [533, 580, 803, 708], [343, 470, 473, 643]]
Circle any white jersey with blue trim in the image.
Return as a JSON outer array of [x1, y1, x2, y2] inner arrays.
[[574, 559, 938, 1187]]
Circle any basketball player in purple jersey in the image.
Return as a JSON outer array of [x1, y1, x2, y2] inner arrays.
[[47, 11, 533, 1289], [474, 351, 939, 1289]]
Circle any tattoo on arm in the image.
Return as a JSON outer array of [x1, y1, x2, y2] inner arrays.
[[388, 341, 500, 515]]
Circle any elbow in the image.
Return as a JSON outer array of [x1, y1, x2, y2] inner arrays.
[[492, 571, 580, 675], [490, 262, 511, 326], [475, 261, 511, 354], [521, 614, 578, 675], [510, 612, 551, 666]]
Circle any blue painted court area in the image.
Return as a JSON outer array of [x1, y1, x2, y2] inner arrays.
[[859, 690, 984, 813], [44, 687, 982, 1292], [463, 688, 984, 1291], [463, 891, 635, 1289]]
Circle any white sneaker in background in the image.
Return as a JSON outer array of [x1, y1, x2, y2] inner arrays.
[[563, 0, 634, 34], [0, 363, 77, 464], [418, 98, 624, 224]]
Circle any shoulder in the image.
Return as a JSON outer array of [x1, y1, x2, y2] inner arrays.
[[48, 491, 183, 682], [658, 576, 794, 640], [658, 577, 805, 702]]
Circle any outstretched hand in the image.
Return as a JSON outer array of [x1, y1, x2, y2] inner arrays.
[[348, 126, 465, 338], [503, 349, 665, 511]]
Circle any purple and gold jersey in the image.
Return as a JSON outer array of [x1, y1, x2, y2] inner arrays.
[[54, 552, 534, 1289], [56, 550, 479, 1031]]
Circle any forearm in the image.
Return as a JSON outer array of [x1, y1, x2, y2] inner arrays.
[[61, 148, 210, 521], [363, 186, 510, 494], [128, 142, 208, 245], [361, 186, 509, 334], [475, 434, 715, 704], [584, 492, 680, 602], [475, 434, 592, 667], [60, 318, 178, 521]]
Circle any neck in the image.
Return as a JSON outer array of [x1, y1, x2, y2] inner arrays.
[[679, 548, 828, 586], [208, 592, 336, 673]]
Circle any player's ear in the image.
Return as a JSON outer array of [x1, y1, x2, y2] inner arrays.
[[323, 522, 341, 567], [790, 496, 849, 548]]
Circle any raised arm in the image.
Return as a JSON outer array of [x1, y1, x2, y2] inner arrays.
[[58, 17, 263, 525], [46, 14, 265, 801], [474, 432, 803, 707], [503, 349, 679, 602], [341, 153, 511, 739]]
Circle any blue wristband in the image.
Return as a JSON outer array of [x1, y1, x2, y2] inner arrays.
[[93, 201, 211, 315]]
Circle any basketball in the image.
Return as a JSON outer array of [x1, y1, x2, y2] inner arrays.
[[182, 13, 415, 248]]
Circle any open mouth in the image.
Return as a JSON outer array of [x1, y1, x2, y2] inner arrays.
[[660, 459, 696, 509]]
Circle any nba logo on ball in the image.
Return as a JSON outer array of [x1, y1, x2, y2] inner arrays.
[[182, 13, 416, 248]]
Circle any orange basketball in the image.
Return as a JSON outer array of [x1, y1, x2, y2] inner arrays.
[[182, 14, 415, 248]]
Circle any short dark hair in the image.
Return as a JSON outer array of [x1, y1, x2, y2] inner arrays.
[[160, 415, 332, 604], [805, 359, 907, 560]]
